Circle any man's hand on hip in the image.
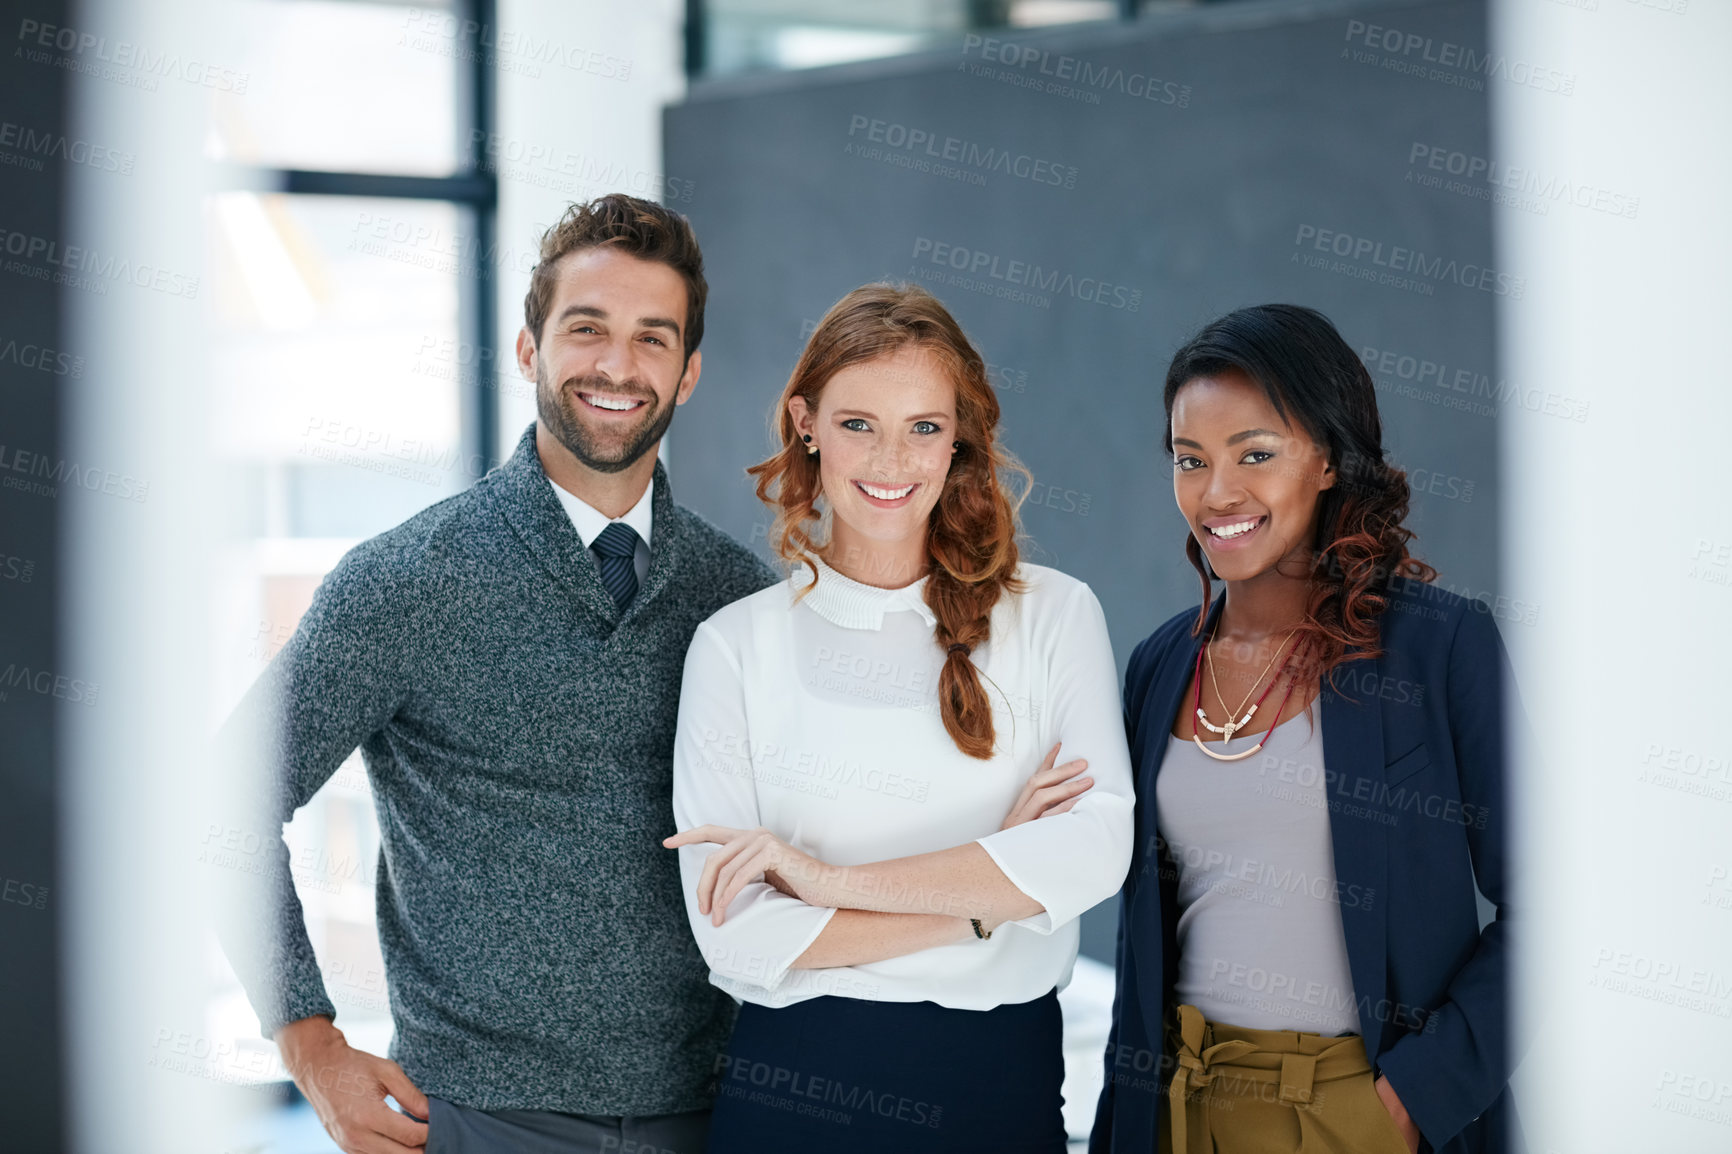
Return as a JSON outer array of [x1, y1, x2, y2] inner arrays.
[[277, 1015, 430, 1154]]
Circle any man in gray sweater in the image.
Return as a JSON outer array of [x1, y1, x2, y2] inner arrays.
[[216, 194, 778, 1154]]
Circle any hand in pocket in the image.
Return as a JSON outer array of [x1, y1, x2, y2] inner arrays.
[[1373, 1074, 1421, 1153]]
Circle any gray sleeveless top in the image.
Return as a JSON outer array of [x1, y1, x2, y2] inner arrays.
[[1155, 706, 1363, 1035]]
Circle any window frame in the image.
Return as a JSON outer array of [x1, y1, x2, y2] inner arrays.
[[257, 0, 500, 480]]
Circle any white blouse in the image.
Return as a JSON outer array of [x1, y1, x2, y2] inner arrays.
[[670, 553, 1135, 1010]]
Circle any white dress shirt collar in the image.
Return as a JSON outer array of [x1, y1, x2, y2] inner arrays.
[[791, 552, 936, 630], [548, 475, 654, 552]]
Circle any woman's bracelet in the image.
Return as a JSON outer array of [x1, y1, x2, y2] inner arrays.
[[970, 918, 992, 940]]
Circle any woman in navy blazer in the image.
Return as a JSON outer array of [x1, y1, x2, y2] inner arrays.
[[1090, 305, 1522, 1154]]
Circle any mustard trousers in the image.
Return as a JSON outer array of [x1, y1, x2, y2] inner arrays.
[[1157, 1005, 1414, 1154]]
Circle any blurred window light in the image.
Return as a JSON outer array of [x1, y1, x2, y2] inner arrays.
[[694, 0, 1121, 77], [1009, 0, 1119, 27], [203, 190, 465, 1112], [207, 193, 466, 540], [769, 26, 933, 71], [199, 2, 486, 1137], [208, 0, 462, 175]]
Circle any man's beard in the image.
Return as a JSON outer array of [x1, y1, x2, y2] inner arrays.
[[535, 363, 678, 475]]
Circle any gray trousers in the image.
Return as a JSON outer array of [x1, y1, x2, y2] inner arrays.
[[424, 1097, 711, 1154]]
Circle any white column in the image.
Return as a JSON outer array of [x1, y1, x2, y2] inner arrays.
[[1493, 0, 1732, 1148], [62, 0, 224, 1149]]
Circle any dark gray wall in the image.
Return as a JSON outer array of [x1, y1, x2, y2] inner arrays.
[[0, 0, 68, 1144], [665, 0, 1498, 963]]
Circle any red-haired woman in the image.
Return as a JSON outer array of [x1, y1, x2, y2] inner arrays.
[[663, 283, 1134, 1154], [1089, 305, 1521, 1154]]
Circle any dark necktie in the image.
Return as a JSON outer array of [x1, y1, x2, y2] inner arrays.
[[590, 522, 640, 610]]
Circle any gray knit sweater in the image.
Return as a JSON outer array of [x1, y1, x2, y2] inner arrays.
[[217, 423, 779, 1114]]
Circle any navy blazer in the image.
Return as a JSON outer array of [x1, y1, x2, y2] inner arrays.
[[1089, 577, 1523, 1154]]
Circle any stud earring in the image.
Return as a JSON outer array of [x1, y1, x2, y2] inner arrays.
[[802, 434, 817, 456]]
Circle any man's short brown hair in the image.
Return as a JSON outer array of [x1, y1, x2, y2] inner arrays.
[[523, 194, 707, 359]]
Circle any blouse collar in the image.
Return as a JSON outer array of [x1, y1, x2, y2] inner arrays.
[[790, 553, 937, 630]]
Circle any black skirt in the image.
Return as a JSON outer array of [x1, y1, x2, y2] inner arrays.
[[705, 988, 1069, 1154]]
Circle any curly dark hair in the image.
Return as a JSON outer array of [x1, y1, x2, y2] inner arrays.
[[1163, 304, 1437, 698]]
